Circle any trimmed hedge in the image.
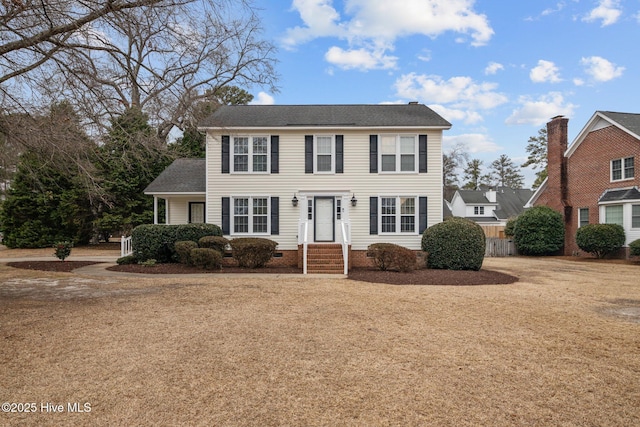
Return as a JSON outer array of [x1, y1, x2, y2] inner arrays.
[[116, 254, 138, 265], [575, 224, 625, 258], [367, 243, 416, 272], [198, 236, 230, 255], [131, 223, 222, 263], [190, 248, 222, 270], [630, 239, 640, 257], [229, 237, 277, 268], [513, 206, 564, 256], [175, 240, 198, 264], [421, 217, 485, 271]]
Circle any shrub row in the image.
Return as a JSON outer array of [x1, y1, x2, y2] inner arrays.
[[131, 223, 222, 263], [367, 243, 416, 272], [174, 236, 277, 269]]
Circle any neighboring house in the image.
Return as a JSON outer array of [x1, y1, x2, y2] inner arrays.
[[527, 112, 640, 256], [448, 187, 532, 237], [145, 103, 451, 272]]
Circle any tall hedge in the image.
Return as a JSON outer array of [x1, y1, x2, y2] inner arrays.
[[131, 223, 222, 262], [421, 217, 485, 271], [575, 223, 625, 258], [513, 206, 564, 256]]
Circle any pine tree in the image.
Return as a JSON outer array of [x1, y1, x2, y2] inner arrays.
[[522, 127, 548, 189], [462, 159, 491, 190], [490, 154, 525, 189]]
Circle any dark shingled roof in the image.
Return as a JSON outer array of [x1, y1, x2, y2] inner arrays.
[[144, 158, 206, 194], [598, 187, 640, 203], [200, 104, 452, 128], [457, 190, 493, 204], [494, 188, 534, 219], [599, 111, 640, 137]]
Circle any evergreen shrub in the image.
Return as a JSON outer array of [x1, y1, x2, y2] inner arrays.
[[367, 243, 416, 272], [198, 236, 230, 255], [575, 224, 625, 258], [421, 217, 485, 270], [190, 248, 222, 270], [131, 223, 222, 262], [513, 206, 564, 256], [175, 240, 198, 264], [229, 237, 277, 268], [629, 239, 640, 257]]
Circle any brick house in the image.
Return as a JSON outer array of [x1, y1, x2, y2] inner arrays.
[[144, 104, 451, 272], [527, 112, 640, 256]]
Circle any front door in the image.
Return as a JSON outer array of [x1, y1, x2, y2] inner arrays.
[[314, 197, 335, 242]]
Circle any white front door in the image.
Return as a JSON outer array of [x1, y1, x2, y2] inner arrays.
[[315, 197, 335, 242]]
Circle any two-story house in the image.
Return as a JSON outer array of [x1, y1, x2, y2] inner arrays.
[[527, 112, 640, 256], [144, 103, 451, 272], [448, 187, 532, 237]]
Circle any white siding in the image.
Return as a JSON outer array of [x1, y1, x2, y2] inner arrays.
[[167, 196, 206, 224], [206, 128, 444, 250]]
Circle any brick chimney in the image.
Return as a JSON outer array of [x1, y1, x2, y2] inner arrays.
[[546, 115, 572, 235]]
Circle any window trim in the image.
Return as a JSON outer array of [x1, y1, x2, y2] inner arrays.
[[231, 135, 270, 174], [578, 207, 589, 228], [313, 134, 335, 174], [230, 196, 271, 235], [378, 134, 418, 174], [378, 196, 418, 235], [611, 156, 634, 182]]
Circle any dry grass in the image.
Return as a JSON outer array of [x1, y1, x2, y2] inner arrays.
[[1, 256, 639, 426]]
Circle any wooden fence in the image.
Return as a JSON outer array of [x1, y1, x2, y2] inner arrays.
[[485, 238, 516, 257]]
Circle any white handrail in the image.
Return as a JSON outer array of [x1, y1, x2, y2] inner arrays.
[[121, 236, 133, 257], [340, 220, 349, 274], [302, 221, 309, 275]]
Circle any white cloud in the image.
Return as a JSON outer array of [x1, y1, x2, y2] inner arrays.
[[580, 56, 624, 82], [505, 92, 576, 126], [530, 60, 562, 83], [444, 133, 502, 154], [484, 62, 504, 75], [283, 0, 494, 70], [250, 92, 275, 105], [583, 0, 622, 26], [430, 104, 483, 125], [395, 73, 507, 110], [325, 46, 397, 70]]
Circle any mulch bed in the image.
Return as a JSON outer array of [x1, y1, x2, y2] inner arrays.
[[6, 260, 519, 285], [6, 261, 101, 273]]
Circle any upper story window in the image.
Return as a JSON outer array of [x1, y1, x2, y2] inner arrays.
[[611, 157, 634, 181], [474, 206, 485, 215], [380, 196, 417, 234], [233, 136, 269, 173], [380, 135, 417, 173], [315, 135, 334, 173]]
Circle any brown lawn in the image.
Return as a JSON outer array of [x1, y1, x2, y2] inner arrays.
[[0, 256, 639, 426]]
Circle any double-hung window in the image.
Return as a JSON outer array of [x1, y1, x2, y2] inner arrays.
[[315, 136, 334, 173], [578, 208, 589, 228], [233, 196, 269, 234], [604, 205, 623, 227], [611, 157, 634, 181], [632, 205, 640, 228], [380, 196, 417, 233], [233, 136, 269, 173], [380, 135, 417, 172]]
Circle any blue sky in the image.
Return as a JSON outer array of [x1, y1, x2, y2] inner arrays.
[[248, 0, 639, 187]]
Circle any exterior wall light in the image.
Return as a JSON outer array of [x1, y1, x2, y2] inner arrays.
[[292, 194, 299, 207], [351, 193, 357, 207]]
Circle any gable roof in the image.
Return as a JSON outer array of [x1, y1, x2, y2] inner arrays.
[[566, 111, 640, 157], [456, 190, 495, 205], [144, 158, 206, 194], [494, 187, 534, 219], [199, 104, 452, 129]]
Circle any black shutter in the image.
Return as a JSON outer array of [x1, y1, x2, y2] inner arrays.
[[305, 135, 313, 174], [419, 197, 428, 233], [271, 197, 279, 235], [271, 135, 279, 173], [369, 135, 378, 173], [336, 135, 344, 173], [222, 197, 230, 235], [222, 135, 230, 174], [369, 197, 378, 235], [419, 135, 428, 173]]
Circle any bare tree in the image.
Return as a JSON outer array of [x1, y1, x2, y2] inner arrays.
[[443, 142, 469, 200], [41, 0, 278, 138], [0, 0, 168, 86]]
